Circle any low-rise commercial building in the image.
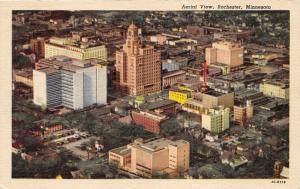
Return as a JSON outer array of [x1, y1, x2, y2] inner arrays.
[[259, 80, 289, 99], [139, 99, 177, 116], [202, 90, 234, 109], [162, 70, 186, 88], [149, 34, 168, 45], [131, 110, 168, 134], [45, 37, 107, 61], [15, 70, 33, 87], [109, 146, 132, 171], [235, 88, 270, 106], [168, 87, 192, 105], [182, 99, 207, 115]]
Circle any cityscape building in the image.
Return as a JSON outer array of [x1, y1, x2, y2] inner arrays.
[[45, 37, 107, 61], [202, 106, 230, 133], [205, 41, 244, 69], [115, 24, 161, 96], [109, 138, 190, 177], [33, 55, 107, 110]]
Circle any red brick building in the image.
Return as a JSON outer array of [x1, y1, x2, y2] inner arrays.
[[31, 123, 63, 136], [131, 110, 168, 134]]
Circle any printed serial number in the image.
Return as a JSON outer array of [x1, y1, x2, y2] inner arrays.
[[271, 180, 286, 184]]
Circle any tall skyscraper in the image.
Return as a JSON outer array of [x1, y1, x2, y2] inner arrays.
[[115, 24, 161, 96], [33, 55, 107, 110]]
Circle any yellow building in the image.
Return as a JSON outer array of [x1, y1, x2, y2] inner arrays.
[[168, 87, 192, 104], [259, 80, 289, 99], [202, 106, 230, 133], [45, 37, 107, 61], [109, 138, 190, 178]]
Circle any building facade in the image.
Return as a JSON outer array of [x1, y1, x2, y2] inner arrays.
[[139, 99, 177, 116], [233, 100, 254, 127], [168, 88, 191, 105], [259, 81, 289, 99], [33, 56, 107, 110], [115, 24, 161, 96], [162, 70, 186, 88], [202, 91, 234, 109], [109, 146, 132, 171], [182, 99, 208, 115], [131, 110, 168, 134], [15, 71, 33, 87], [202, 106, 230, 133], [45, 37, 107, 61], [109, 138, 190, 177], [205, 41, 244, 68], [30, 37, 45, 60]]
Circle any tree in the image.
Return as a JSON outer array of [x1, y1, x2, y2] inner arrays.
[[23, 136, 42, 152], [28, 158, 60, 178], [12, 54, 33, 69], [160, 118, 182, 136], [57, 147, 74, 165], [12, 153, 31, 178]]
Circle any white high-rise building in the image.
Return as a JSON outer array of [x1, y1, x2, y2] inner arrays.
[[33, 56, 107, 110]]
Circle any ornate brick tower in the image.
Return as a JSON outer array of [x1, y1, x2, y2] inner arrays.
[[115, 24, 161, 96]]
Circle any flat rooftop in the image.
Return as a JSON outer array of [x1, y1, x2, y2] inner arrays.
[[263, 79, 289, 89], [163, 70, 186, 78], [110, 145, 131, 156], [140, 99, 175, 110], [133, 110, 167, 121], [46, 37, 105, 49], [37, 55, 106, 73], [140, 138, 172, 151], [185, 98, 203, 106], [16, 70, 33, 78], [132, 138, 189, 153], [235, 88, 261, 98], [204, 89, 227, 97]]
